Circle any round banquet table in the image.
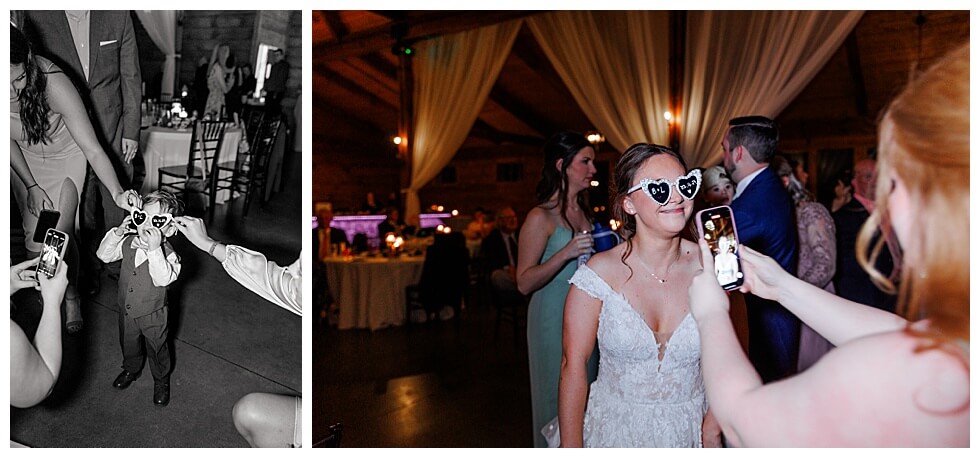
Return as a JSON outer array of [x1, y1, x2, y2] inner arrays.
[[139, 125, 242, 202], [324, 255, 425, 330]]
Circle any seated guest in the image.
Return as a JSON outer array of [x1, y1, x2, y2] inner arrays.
[[361, 191, 382, 214], [317, 206, 348, 259], [10, 257, 68, 408], [479, 206, 520, 292], [377, 207, 405, 238], [465, 207, 494, 241]]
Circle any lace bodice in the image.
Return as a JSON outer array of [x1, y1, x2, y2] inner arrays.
[[569, 265, 706, 447]]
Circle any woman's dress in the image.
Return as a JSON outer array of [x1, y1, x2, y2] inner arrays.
[[11, 108, 88, 252], [796, 201, 837, 371], [571, 265, 706, 447], [205, 64, 228, 118], [527, 222, 598, 447]]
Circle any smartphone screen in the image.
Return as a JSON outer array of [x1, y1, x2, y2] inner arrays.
[[38, 229, 67, 278], [697, 206, 744, 290], [33, 209, 61, 243]]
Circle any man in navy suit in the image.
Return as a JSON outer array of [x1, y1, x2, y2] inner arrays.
[[723, 115, 799, 382]]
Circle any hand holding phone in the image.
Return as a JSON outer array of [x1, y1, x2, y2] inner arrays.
[[695, 206, 744, 290], [37, 229, 69, 279], [33, 209, 61, 243]]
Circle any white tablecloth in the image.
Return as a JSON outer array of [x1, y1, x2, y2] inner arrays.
[[325, 255, 425, 330], [139, 126, 242, 203]]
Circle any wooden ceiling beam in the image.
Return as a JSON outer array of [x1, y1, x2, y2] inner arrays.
[[471, 119, 544, 146], [322, 11, 349, 41], [487, 86, 556, 137], [314, 63, 398, 110], [315, 10, 541, 60]]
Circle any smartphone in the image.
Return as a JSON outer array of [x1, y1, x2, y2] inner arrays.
[[37, 229, 69, 279], [32, 209, 61, 243], [696, 205, 744, 290]]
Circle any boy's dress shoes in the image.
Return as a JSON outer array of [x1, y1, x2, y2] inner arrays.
[[112, 370, 139, 389], [154, 383, 170, 406]]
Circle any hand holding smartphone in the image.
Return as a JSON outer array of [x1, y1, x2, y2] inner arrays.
[[695, 206, 744, 290], [33, 209, 61, 243], [37, 229, 69, 279]]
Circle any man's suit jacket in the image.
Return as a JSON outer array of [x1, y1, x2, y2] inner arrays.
[[480, 228, 518, 272], [832, 198, 896, 312], [730, 167, 797, 274], [23, 11, 142, 157]]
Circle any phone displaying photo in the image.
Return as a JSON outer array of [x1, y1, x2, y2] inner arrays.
[[696, 205, 744, 290], [32, 209, 61, 243], [37, 229, 68, 279]]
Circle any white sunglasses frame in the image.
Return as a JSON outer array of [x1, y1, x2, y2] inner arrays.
[[626, 169, 703, 206]]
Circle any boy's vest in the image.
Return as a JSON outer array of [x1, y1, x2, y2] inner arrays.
[[117, 235, 175, 318]]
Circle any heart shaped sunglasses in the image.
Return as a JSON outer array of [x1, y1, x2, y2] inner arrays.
[[627, 169, 702, 206]]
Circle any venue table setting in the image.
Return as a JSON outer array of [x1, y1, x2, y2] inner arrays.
[[325, 253, 426, 331], [139, 123, 242, 202]]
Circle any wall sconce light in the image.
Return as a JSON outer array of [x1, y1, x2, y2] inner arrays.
[[392, 136, 404, 145], [664, 111, 673, 122], [586, 131, 605, 146]]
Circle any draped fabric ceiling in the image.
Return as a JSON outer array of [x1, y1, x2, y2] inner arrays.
[[400, 11, 864, 220]]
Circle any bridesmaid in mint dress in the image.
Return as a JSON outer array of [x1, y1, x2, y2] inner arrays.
[[516, 131, 599, 447]]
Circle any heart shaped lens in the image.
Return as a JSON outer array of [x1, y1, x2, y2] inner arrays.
[[150, 214, 173, 229], [677, 170, 702, 200], [645, 180, 672, 206], [132, 210, 148, 226]]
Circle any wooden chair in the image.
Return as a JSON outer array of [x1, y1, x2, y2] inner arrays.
[[490, 280, 528, 346], [215, 114, 282, 218], [313, 422, 343, 447], [157, 120, 227, 220]]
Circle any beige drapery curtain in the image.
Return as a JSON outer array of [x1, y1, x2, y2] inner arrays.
[[526, 11, 671, 152], [134, 11, 179, 99], [680, 11, 864, 167], [405, 20, 523, 220]]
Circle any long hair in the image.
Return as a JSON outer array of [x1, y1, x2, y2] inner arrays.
[[858, 43, 969, 356], [209, 44, 230, 73], [771, 155, 813, 205], [612, 143, 689, 280], [535, 131, 594, 231], [10, 24, 51, 145]]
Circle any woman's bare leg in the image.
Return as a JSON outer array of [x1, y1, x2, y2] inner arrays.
[[232, 393, 299, 447]]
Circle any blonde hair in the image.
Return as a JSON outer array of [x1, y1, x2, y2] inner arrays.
[[857, 43, 969, 353]]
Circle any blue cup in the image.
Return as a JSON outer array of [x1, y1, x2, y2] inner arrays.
[[592, 225, 620, 253]]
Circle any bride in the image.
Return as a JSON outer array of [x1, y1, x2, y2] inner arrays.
[[557, 143, 721, 447]]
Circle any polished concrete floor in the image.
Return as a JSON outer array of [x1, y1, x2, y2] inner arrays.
[[9, 153, 302, 447], [313, 287, 534, 447]]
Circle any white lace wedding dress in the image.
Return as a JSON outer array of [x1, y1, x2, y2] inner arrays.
[[571, 265, 707, 447]]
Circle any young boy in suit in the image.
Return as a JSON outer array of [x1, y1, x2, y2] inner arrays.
[[97, 190, 183, 406]]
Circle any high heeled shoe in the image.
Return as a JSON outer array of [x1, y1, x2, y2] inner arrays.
[[64, 292, 83, 335]]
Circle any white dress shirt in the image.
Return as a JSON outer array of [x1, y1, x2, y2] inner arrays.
[[97, 229, 181, 287], [64, 10, 91, 81]]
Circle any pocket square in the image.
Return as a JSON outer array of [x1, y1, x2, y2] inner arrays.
[[99, 40, 117, 46]]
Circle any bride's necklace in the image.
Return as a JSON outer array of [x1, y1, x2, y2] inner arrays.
[[636, 248, 683, 284]]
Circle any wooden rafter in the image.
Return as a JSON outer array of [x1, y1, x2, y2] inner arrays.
[[322, 11, 349, 40], [314, 10, 541, 60]]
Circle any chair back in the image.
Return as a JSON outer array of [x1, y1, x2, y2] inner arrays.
[[241, 107, 265, 147], [419, 232, 470, 310], [186, 120, 227, 183]]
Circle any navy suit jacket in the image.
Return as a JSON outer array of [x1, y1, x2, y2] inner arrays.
[[730, 167, 797, 274], [23, 11, 142, 157]]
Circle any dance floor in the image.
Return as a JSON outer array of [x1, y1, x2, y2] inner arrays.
[[9, 153, 303, 447], [313, 283, 533, 447]]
